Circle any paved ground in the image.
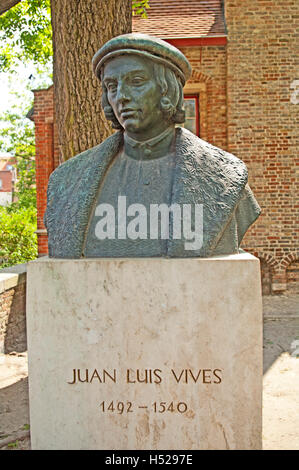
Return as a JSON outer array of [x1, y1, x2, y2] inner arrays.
[[0, 293, 298, 450]]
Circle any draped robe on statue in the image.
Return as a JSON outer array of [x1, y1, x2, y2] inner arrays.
[[44, 127, 261, 258]]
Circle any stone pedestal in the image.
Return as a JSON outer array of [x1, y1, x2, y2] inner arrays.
[[26, 253, 262, 450]]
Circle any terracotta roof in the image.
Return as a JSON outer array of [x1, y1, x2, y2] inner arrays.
[[132, 0, 226, 39]]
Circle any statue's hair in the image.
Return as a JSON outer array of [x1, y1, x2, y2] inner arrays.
[[101, 60, 185, 130]]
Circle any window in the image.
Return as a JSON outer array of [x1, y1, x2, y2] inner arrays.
[[182, 94, 200, 136], [0, 179, 2, 190]]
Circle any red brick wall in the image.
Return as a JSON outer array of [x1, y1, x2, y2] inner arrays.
[[225, 0, 299, 292], [182, 45, 228, 149], [32, 86, 58, 256]]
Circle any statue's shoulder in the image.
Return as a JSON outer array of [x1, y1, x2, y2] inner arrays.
[[177, 127, 248, 183], [48, 131, 123, 188], [48, 143, 101, 186], [44, 131, 123, 235]]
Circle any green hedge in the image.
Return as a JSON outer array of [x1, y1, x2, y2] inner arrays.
[[0, 206, 38, 268]]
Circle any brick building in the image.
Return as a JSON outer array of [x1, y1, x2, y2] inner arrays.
[[29, 0, 299, 294]]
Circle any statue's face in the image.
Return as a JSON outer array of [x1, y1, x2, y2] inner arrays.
[[103, 55, 169, 140]]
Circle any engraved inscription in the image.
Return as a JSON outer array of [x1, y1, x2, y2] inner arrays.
[[67, 368, 117, 384], [99, 401, 188, 414], [126, 368, 162, 383], [171, 368, 222, 384], [67, 367, 223, 385]]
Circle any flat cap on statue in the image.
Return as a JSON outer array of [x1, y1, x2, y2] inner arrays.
[[92, 33, 192, 85]]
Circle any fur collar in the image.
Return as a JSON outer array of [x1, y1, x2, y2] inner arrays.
[[45, 128, 248, 258]]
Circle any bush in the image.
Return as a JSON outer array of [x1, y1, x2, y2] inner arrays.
[[0, 206, 38, 268], [0, 102, 38, 268]]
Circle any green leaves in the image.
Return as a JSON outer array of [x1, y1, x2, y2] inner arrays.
[[0, 0, 52, 72], [0, 98, 37, 210], [0, 0, 149, 73], [132, 0, 150, 18], [1, 113, 36, 209], [0, 96, 37, 268], [0, 106, 35, 154], [0, 206, 38, 268]]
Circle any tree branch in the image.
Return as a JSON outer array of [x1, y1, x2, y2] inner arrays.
[[0, 0, 22, 16]]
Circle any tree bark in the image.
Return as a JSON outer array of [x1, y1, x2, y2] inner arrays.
[[51, 0, 132, 161], [0, 0, 21, 16]]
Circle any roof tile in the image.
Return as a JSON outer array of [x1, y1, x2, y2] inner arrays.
[[132, 0, 226, 39]]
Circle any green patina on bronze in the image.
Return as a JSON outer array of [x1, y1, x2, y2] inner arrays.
[[44, 33, 261, 258]]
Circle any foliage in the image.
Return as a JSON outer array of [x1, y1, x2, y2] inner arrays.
[[13, 155, 36, 208], [0, 98, 37, 268], [132, 0, 150, 18], [0, 0, 149, 72], [0, 206, 37, 268], [0, 0, 52, 72], [0, 98, 36, 209]]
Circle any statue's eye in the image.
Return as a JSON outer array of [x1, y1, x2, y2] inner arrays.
[[130, 76, 145, 85]]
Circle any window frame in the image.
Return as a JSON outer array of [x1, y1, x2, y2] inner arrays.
[[183, 93, 200, 137]]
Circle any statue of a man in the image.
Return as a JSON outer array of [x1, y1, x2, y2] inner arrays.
[[45, 33, 260, 258]]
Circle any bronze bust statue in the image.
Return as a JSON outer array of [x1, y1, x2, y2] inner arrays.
[[45, 33, 261, 258]]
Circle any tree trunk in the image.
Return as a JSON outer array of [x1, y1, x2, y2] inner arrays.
[[51, 0, 132, 161], [0, 0, 21, 16]]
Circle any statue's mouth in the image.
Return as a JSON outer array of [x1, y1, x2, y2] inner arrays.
[[120, 108, 138, 118]]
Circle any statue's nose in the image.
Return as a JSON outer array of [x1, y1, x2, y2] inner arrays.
[[116, 81, 130, 103]]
